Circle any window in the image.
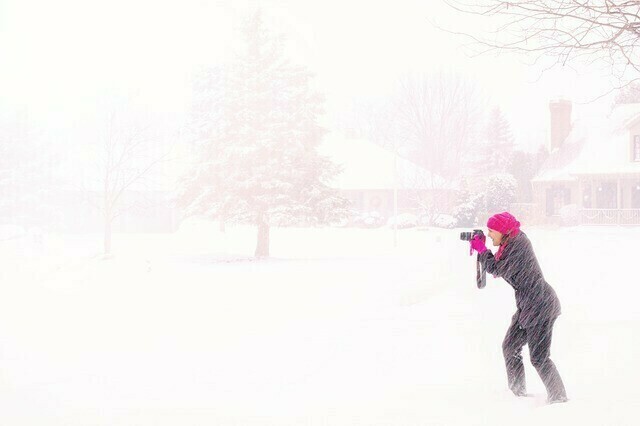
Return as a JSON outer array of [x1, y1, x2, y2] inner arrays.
[[545, 186, 571, 216], [582, 185, 592, 208], [633, 183, 640, 208], [634, 136, 640, 161], [596, 182, 617, 209]]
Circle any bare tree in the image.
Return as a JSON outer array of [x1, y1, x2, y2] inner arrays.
[[396, 72, 484, 222], [87, 96, 174, 255], [398, 72, 482, 177], [349, 72, 484, 223], [444, 0, 640, 89]]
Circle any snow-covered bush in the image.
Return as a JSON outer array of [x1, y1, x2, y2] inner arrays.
[[433, 214, 457, 229], [452, 179, 486, 227], [0, 224, 27, 241], [387, 213, 418, 229], [353, 211, 384, 228], [453, 193, 485, 227]]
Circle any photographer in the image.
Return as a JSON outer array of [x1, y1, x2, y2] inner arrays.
[[469, 211, 568, 405]]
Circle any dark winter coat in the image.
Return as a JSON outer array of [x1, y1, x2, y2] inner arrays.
[[478, 231, 561, 329]]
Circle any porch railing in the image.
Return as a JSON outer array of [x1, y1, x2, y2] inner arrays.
[[579, 209, 640, 225]]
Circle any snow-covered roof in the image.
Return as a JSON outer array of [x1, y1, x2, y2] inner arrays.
[[533, 103, 640, 182], [318, 133, 451, 191]]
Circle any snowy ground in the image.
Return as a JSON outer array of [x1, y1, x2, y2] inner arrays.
[[1, 222, 639, 425]]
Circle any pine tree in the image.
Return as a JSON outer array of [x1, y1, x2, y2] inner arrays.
[[486, 107, 515, 172], [179, 12, 347, 257], [507, 150, 542, 203], [486, 173, 517, 212]]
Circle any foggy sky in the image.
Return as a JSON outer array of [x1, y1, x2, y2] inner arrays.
[[0, 0, 619, 153]]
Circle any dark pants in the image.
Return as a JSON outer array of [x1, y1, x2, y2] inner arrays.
[[502, 316, 567, 400]]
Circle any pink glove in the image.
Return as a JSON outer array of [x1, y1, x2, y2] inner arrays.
[[470, 234, 487, 255]]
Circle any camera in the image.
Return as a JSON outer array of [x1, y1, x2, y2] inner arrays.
[[460, 229, 484, 241], [460, 229, 487, 289]]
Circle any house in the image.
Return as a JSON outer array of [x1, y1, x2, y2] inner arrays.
[[319, 133, 456, 222], [531, 100, 640, 225]]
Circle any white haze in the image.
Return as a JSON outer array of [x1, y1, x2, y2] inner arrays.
[[0, 1, 637, 425]]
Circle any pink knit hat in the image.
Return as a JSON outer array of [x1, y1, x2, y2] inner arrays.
[[487, 212, 521, 261], [487, 211, 521, 237]]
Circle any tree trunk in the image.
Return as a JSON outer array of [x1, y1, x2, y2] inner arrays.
[[255, 219, 270, 257], [104, 217, 112, 255]]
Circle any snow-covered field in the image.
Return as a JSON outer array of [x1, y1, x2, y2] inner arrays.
[[1, 222, 639, 425]]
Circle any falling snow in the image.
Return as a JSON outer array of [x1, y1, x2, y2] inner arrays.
[[1, 1, 639, 425]]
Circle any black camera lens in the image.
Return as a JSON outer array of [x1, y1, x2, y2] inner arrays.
[[460, 232, 473, 241], [460, 229, 484, 241]]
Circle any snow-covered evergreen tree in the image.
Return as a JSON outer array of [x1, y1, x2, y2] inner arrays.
[[486, 107, 515, 172], [507, 150, 537, 202], [485, 173, 517, 212], [179, 12, 347, 257]]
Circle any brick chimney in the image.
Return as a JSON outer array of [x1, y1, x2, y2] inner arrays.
[[549, 99, 572, 152]]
